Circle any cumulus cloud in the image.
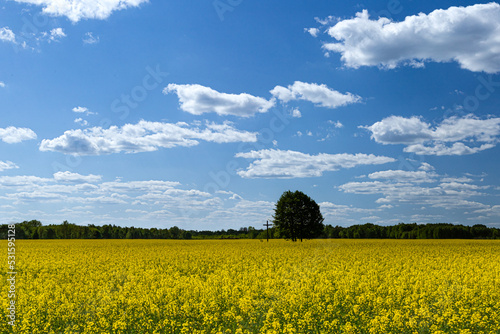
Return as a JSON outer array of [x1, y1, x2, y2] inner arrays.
[[322, 3, 500, 73], [270, 81, 361, 108], [53, 171, 102, 183], [0, 161, 19, 172], [13, 0, 148, 23], [0, 126, 37, 144], [164, 84, 275, 117], [362, 116, 435, 145], [39, 120, 257, 155], [0, 27, 16, 43], [361, 114, 500, 155], [235, 149, 395, 178]]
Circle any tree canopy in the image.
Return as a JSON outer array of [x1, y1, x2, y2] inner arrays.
[[273, 190, 325, 242]]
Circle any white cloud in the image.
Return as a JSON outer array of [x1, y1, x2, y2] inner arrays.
[[235, 149, 395, 178], [270, 81, 361, 108], [99, 180, 180, 193], [13, 0, 148, 23], [339, 170, 490, 211], [74, 118, 88, 126], [419, 162, 435, 171], [73, 106, 87, 113], [305, 27, 320, 37], [53, 171, 102, 183], [72, 106, 96, 115], [320, 201, 379, 217], [328, 120, 344, 128], [405, 142, 496, 156], [0, 175, 51, 188], [368, 170, 437, 183], [361, 116, 434, 145], [0, 27, 16, 43], [291, 108, 302, 118], [164, 84, 275, 117], [39, 120, 257, 155], [315, 16, 337, 26], [46, 28, 66, 42], [0, 82, 5, 88], [362, 114, 500, 155], [0, 161, 19, 172], [322, 3, 500, 73], [83, 32, 99, 44], [0, 126, 37, 144]]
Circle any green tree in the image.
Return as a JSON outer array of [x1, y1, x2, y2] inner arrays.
[[273, 190, 324, 242]]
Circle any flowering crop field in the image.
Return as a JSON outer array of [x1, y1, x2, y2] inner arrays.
[[1, 239, 500, 334]]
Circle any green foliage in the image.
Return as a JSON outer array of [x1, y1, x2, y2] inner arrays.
[[323, 223, 500, 239], [273, 190, 325, 242], [1, 220, 499, 240]]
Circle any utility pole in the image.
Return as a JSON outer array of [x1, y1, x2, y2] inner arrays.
[[263, 220, 273, 242]]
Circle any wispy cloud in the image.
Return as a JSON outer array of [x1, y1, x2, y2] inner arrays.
[[83, 32, 99, 44], [236, 149, 395, 178], [53, 171, 102, 183], [339, 170, 490, 211], [0, 161, 19, 172]]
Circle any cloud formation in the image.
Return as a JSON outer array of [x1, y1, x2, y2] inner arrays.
[[164, 84, 275, 117], [0, 27, 16, 43], [0, 161, 18, 172], [368, 170, 438, 183], [362, 114, 500, 155], [322, 3, 500, 73], [53, 171, 102, 183], [83, 32, 99, 44], [339, 170, 490, 211], [43, 28, 66, 42], [270, 81, 361, 108], [13, 0, 148, 23], [0, 173, 275, 229], [39, 120, 257, 155], [236, 149, 395, 178], [0, 126, 37, 144]]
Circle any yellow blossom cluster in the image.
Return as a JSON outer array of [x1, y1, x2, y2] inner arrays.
[[1, 239, 499, 333]]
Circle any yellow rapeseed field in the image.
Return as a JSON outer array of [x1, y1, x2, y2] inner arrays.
[[1, 239, 500, 333]]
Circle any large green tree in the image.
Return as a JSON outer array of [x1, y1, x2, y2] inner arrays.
[[273, 190, 324, 242]]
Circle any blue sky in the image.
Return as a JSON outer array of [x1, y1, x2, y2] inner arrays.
[[1, 0, 500, 230]]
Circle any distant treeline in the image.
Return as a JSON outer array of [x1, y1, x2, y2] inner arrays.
[[1, 220, 499, 240]]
